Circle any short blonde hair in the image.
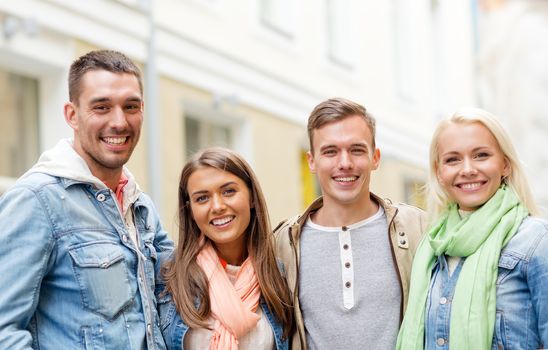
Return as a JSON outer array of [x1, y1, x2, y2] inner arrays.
[[427, 107, 538, 221]]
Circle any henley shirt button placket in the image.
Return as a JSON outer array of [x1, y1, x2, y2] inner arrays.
[[339, 225, 354, 309]]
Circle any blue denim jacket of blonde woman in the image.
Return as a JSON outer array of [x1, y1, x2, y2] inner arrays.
[[425, 216, 548, 350], [0, 139, 174, 349], [159, 292, 288, 350]]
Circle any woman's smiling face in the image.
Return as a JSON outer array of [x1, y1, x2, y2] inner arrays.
[[187, 166, 251, 264], [436, 122, 510, 211]]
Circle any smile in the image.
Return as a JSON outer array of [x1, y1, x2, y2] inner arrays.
[[457, 182, 485, 190], [334, 176, 358, 183], [102, 136, 127, 145], [211, 216, 235, 226]]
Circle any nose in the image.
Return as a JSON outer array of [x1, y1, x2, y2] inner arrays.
[[338, 150, 353, 170], [211, 193, 226, 213], [460, 158, 477, 176], [110, 106, 129, 130]]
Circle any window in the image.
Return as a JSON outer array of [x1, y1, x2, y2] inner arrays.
[[326, 0, 354, 69], [185, 116, 233, 157], [0, 70, 40, 180], [259, 0, 295, 39]]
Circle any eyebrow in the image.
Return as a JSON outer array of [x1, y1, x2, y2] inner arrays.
[[190, 181, 238, 197], [89, 96, 143, 104], [319, 143, 369, 151]]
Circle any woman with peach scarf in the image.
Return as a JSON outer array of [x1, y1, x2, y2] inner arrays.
[[160, 147, 293, 350]]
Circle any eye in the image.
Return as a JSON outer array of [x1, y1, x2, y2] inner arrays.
[[322, 149, 337, 156], [475, 152, 490, 159], [93, 105, 110, 113], [125, 103, 142, 113], [193, 195, 209, 203], [443, 156, 459, 164], [351, 148, 367, 155], [222, 188, 236, 196]]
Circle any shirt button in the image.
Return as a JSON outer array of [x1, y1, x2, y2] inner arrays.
[[96, 193, 106, 202], [345, 262, 351, 268], [399, 239, 407, 245], [342, 226, 348, 231], [440, 297, 448, 305], [343, 244, 349, 250], [99, 328, 103, 333], [436, 338, 446, 346], [345, 281, 351, 288], [399, 231, 405, 236]]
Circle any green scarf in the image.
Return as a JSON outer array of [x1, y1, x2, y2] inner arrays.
[[396, 185, 528, 349]]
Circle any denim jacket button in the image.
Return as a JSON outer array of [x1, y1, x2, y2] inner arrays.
[[122, 235, 128, 243], [436, 338, 446, 346], [440, 297, 447, 305], [96, 193, 106, 202]]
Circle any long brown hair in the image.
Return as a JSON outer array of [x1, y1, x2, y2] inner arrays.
[[163, 147, 293, 337]]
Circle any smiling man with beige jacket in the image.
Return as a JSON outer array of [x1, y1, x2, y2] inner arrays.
[[274, 97, 426, 350]]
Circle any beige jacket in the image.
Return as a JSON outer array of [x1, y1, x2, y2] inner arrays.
[[273, 193, 427, 350]]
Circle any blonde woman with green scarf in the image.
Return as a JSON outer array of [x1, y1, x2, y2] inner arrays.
[[397, 108, 548, 350]]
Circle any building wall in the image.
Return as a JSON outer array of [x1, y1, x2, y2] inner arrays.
[[0, 0, 480, 236]]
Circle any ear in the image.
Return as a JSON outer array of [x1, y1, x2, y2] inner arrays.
[[371, 148, 381, 170], [306, 151, 316, 173], [64, 102, 78, 131], [502, 157, 511, 179]]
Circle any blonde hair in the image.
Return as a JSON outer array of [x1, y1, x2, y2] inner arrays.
[[427, 107, 538, 221]]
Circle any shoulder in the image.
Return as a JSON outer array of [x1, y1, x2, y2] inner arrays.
[[273, 214, 300, 251], [505, 216, 548, 259], [385, 198, 427, 231], [9, 172, 60, 193]]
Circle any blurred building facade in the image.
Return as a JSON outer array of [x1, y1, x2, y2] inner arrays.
[[477, 0, 548, 215], [0, 0, 479, 234]]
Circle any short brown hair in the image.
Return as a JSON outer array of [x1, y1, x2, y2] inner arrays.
[[68, 50, 142, 103], [307, 97, 376, 152]]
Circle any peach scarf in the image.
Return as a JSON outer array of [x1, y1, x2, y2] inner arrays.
[[196, 243, 261, 350]]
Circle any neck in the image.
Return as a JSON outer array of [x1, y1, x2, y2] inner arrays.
[[96, 169, 123, 192], [312, 193, 379, 227], [213, 242, 246, 266]]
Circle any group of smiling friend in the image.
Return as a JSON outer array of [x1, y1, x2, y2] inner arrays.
[[0, 49, 546, 350]]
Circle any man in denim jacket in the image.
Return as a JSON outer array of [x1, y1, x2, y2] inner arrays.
[[0, 50, 173, 349]]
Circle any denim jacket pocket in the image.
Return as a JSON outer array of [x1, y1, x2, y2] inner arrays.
[[492, 311, 508, 350], [69, 240, 133, 320], [497, 253, 520, 285]]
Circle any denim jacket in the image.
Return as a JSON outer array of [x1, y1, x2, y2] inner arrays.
[[0, 139, 174, 350], [159, 293, 288, 350], [425, 216, 548, 350]]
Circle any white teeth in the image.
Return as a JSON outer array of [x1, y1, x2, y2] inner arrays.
[[460, 182, 482, 190], [212, 216, 234, 226], [103, 137, 127, 145], [335, 176, 357, 182]]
